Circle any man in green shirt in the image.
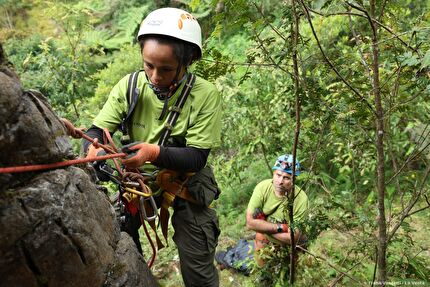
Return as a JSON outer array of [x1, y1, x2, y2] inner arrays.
[[84, 7, 221, 287], [246, 154, 309, 266]]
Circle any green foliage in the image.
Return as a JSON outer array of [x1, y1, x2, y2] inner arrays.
[[100, 2, 154, 50], [214, 157, 268, 217], [86, 44, 142, 118], [2, 0, 430, 284], [253, 245, 291, 287], [388, 233, 430, 282]]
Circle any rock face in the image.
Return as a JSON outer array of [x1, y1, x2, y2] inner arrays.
[[0, 43, 158, 287]]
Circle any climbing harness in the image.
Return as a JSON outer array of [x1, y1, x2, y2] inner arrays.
[[86, 123, 161, 268]]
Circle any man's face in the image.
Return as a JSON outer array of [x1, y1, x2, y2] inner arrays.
[[272, 169, 293, 194], [142, 39, 184, 88]]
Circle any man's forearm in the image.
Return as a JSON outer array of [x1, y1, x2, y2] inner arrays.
[[246, 209, 288, 234], [247, 219, 281, 234], [272, 229, 304, 245]]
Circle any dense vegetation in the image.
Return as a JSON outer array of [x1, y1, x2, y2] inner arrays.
[[2, 0, 429, 286]]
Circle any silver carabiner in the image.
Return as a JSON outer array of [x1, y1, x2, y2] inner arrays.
[[139, 196, 158, 222]]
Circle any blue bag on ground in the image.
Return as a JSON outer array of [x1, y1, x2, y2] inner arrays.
[[215, 239, 254, 275]]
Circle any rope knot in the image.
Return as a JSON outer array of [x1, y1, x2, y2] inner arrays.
[[61, 118, 85, 139]]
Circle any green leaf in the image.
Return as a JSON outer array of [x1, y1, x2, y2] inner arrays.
[[421, 49, 430, 68], [400, 52, 420, 66]]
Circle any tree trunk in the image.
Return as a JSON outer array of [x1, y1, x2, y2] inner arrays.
[[369, 1, 387, 283], [289, 0, 301, 284]]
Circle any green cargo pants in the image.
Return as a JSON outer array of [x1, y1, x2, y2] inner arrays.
[[172, 198, 220, 287]]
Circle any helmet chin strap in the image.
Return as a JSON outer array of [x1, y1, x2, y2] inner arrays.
[[146, 69, 188, 120], [146, 64, 187, 98]]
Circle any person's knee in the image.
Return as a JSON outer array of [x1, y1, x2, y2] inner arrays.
[[180, 257, 219, 287]]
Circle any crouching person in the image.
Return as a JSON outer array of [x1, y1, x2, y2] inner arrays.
[[246, 154, 309, 270]]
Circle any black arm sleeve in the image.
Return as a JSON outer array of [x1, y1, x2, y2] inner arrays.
[[83, 125, 209, 171], [153, 146, 210, 172], [82, 125, 109, 153]]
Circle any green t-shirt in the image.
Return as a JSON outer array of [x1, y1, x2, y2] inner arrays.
[[94, 73, 222, 149], [247, 179, 309, 225]]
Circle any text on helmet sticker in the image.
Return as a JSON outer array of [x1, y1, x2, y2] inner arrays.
[[147, 20, 163, 26]]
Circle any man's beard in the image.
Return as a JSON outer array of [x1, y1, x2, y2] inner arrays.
[[274, 185, 291, 195]]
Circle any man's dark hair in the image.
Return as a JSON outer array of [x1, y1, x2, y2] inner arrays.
[[138, 35, 200, 67]]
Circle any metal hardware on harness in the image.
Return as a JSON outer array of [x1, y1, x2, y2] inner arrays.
[[139, 196, 158, 222], [124, 186, 152, 197], [123, 181, 140, 188]]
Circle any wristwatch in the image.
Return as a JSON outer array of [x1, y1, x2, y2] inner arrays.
[[276, 223, 283, 233]]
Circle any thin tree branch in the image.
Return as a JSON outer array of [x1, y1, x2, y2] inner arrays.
[[348, 8, 372, 83], [329, 257, 363, 287], [259, 142, 272, 176], [296, 246, 366, 285], [388, 86, 428, 114], [252, 29, 293, 77], [379, 0, 389, 22], [289, 0, 301, 282], [407, 201, 430, 217], [388, 165, 430, 242], [309, 5, 420, 55], [386, 135, 430, 185], [201, 58, 287, 68], [252, 1, 288, 42], [346, 2, 420, 55], [298, 0, 376, 115]]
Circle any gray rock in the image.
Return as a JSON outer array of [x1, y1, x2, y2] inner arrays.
[[0, 167, 118, 287], [105, 232, 159, 287], [0, 42, 158, 287]]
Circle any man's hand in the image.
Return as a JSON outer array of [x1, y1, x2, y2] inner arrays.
[[252, 208, 266, 220], [86, 138, 104, 159], [121, 142, 160, 169], [85, 139, 111, 182]]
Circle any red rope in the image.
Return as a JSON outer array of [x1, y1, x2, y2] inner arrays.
[[0, 119, 126, 174], [141, 215, 157, 268], [0, 153, 126, 174]]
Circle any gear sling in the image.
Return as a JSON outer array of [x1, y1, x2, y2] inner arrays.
[[118, 70, 203, 253]]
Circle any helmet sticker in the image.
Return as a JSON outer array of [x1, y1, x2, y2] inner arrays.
[[181, 13, 196, 20], [275, 160, 293, 170], [178, 13, 197, 30]]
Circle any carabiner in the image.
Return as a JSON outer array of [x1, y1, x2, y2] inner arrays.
[[139, 196, 158, 222]]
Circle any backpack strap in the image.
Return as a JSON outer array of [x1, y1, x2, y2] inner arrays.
[[120, 70, 142, 144], [120, 71, 195, 146], [158, 73, 196, 146]]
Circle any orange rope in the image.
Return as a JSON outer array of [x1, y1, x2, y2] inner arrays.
[[140, 212, 157, 268], [0, 119, 126, 174], [0, 153, 126, 174]]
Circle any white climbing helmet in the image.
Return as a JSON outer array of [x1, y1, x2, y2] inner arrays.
[[137, 7, 202, 59]]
